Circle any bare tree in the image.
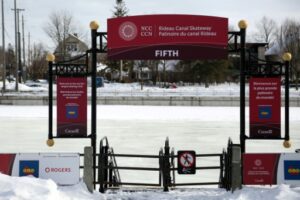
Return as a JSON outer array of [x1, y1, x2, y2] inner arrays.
[[276, 19, 300, 89], [255, 16, 277, 44], [27, 43, 48, 80], [44, 10, 83, 61]]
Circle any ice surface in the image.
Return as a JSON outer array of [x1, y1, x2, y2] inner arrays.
[[0, 105, 300, 199]]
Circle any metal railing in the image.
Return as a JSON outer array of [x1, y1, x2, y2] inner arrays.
[[95, 136, 235, 193]]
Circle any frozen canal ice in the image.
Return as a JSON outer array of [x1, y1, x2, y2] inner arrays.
[[0, 105, 300, 185]]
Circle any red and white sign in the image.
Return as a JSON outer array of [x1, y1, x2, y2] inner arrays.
[[249, 77, 281, 138], [243, 153, 280, 185], [108, 15, 228, 60], [0, 153, 80, 185], [177, 151, 196, 174], [243, 153, 300, 185], [39, 154, 80, 185], [179, 152, 195, 168], [57, 77, 87, 137]]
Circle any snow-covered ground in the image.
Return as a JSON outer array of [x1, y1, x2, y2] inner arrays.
[[2, 81, 300, 97], [1, 105, 300, 199], [1, 173, 300, 200]]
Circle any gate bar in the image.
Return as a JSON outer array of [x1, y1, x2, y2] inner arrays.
[[105, 166, 160, 171], [171, 182, 221, 186], [108, 154, 161, 158], [170, 166, 221, 170], [103, 182, 161, 187]]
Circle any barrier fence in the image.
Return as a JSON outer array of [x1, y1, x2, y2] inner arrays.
[[87, 137, 240, 193]]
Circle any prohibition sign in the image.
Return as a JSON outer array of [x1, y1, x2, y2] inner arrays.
[[179, 152, 195, 167]]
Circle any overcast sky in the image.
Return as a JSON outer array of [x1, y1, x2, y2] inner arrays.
[[3, 0, 300, 50]]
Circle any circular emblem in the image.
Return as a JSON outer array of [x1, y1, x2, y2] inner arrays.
[[119, 21, 138, 41], [179, 152, 195, 168], [255, 159, 262, 166]]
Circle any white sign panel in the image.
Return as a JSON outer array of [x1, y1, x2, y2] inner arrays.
[[10, 153, 80, 185], [277, 153, 300, 185]]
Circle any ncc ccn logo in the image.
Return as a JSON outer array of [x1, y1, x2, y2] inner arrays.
[[19, 160, 39, 178], [284, 160, 300, 180]]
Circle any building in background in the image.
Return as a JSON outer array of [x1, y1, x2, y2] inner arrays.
[[54, 34, 88, 62]]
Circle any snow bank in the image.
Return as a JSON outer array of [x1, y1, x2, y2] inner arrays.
[[1, 82, 300, 97], [1, 173, 300, 200], [0, 81, 47, 92], [0, 173, 100, 200]]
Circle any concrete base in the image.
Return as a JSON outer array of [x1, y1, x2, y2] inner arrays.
[[83, 146, 94, 193]]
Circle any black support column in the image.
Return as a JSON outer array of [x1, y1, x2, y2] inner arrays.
[[47, 54, 55, 147], [238, 20, 247, 153], [90, 21, 99, 189]]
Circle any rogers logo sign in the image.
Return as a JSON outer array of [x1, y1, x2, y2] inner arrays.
[[119, 21, 138, 41], [45, 167, 71, 173]]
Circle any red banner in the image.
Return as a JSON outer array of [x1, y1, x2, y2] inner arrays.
[[0, 154, 16, 175], [107, 15, 228, 60], [243, 154, 280, 185], [249, 77, 281, 138], [57, 77, 87, 137]]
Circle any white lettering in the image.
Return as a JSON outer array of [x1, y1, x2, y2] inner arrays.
[[155, 50, 179, 58], [65, 129, 79, 134], [141, 32, 152, 36], [141, 26, 152, 31], [258, 129, 273, 134]]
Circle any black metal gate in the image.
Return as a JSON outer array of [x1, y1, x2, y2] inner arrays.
[[96, 137, 237, 193]]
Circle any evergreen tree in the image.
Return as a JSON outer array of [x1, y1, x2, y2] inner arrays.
[[106, 0, 131, 82], [113, 0, 128, 17]]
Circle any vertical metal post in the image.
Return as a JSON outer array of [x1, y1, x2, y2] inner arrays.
[[120, 60, 123, 82], [28, 32, 30, 68], [98, 143, 104, 193], [18, 31, 22, 82], [91, 26, 97, 190], [109, 162, 113, 187], [104, 146, 108, 190], [219, 153, 224, 188], [1, 0, 5, 91], [13, 0, 18, 91], [48, 60, 53, 140], [239, 26, 246, 153], [22, 15, 26, 81], [285, 61, 290, 141], [163, 137, 170, 192]]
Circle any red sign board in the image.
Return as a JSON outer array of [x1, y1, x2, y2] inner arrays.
[[243, 153, 280, 185], [107, 15, 228, 60], [177, 151, 196, 174], [0, 154, 16, 175], [57, 77, 87, 137], [243, 154, 280, 185], [249, 77, 281, 138]]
